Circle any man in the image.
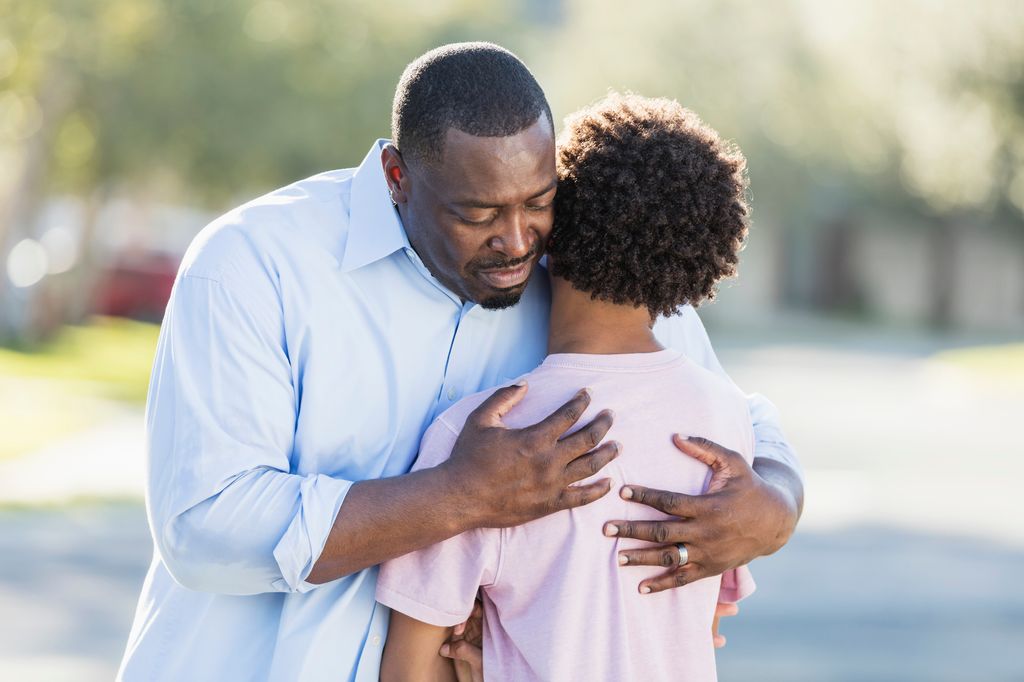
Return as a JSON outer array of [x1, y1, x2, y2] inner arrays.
[[119, 43, 803, 681]]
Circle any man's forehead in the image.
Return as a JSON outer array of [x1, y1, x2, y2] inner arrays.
[[426, 118, 556, 204]]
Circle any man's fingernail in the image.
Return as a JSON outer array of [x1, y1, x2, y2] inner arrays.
[[640, 585, 651, 594], [514, 379, 527, 387], [620, 486, 633, 500], [618, 553, 628, 565], [675, 434, 690, 441], [439, 644, 450, 656], [604, 523, 619, 536], [579, 387, 591, 399]]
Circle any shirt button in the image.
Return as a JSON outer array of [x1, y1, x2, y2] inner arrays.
[[447, 387, 457, 401], [371, 635, 381, 646]]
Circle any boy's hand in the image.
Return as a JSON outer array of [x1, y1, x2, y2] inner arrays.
[[440, 600, 484, 682], [607, 435, 800, 593], [444, 383, 619, 529], [713, 601, 739, 648]]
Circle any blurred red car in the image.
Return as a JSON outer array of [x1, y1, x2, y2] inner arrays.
[[93, 252, 179, 322]]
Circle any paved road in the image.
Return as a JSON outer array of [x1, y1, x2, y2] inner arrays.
[[3, 332, 1022, 680], [3, 504, 1021, 681]]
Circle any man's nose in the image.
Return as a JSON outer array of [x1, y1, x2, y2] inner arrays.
[[488, 209, 534, 258]]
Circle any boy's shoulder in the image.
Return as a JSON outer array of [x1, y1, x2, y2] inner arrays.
[[413, 365, 555, 471]]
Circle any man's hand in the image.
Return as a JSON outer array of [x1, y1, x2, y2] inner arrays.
[[444, 383, 619, 529], [607, 435, 801, 594], [308, 382, 617, 584]]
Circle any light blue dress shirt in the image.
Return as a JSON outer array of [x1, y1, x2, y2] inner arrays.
[[118, 141, 800, 681]]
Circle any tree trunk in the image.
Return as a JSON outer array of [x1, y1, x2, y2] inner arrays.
[[0, 65, 78, 343]]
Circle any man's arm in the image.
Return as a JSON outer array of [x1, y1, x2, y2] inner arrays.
[[611, 436, 801, 592], [152, 248, 619, 593], [609, 308, 804, 590], [307, 384, 619, 583]]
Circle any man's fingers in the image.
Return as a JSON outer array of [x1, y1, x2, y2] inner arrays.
[[673, 434, 740, 471], [469, 382, 529, 427], [617, 543, 688, 568], [563, 441, 620, 482], [619, 484, 705, 518], [556, 409, 614, 460], [439, 639, 483, 668], [529, 389, 594, 440], [557, 478, 612, 510], [603, 518, 688, 544], [638, 563, 707, 595]]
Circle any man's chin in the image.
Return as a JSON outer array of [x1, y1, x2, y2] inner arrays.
[[473, 277, 531, 310], [478, 289, 525, 311]]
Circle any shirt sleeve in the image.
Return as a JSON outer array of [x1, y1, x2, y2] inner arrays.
[[147, 265, 351, 596], [653, 306, 804, 477], [376, 418, 502, 626], [718, 565, 756, 603]]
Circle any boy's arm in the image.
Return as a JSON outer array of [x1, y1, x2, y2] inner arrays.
[[381, 612, 457, 682], [377, 417, 502, 682]]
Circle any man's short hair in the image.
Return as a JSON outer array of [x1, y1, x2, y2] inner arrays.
[[549, 92, 750, 317], [391, 42, 553, 165]]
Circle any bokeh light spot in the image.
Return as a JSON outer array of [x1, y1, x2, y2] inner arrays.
[[7, 238, 49, 288]]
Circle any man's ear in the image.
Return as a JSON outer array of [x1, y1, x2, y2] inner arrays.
[[381, 144, 410, 204]]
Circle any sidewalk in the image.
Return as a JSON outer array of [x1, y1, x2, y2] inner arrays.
[[3, 336, 1023, 680], [0, 405, 145, 505]]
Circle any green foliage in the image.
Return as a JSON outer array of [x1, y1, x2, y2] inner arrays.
[[0, 0, 536, 204], [0, 315, 158, 403], [3, 0, 1023, 218]]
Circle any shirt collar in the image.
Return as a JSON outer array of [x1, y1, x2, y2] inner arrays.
[[340, 139, 411, 273]]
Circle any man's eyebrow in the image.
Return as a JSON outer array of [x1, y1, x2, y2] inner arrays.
[[452, 180, 557, 209]]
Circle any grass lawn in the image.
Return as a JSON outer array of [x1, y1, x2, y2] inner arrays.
[[933, 342, 1024, 386], [0, 317, 159, 460]]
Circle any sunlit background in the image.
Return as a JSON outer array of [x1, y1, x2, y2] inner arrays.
[[1, 1, 1022, 680]]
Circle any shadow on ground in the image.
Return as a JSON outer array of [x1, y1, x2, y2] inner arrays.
[[3, 502, 1023, 681]]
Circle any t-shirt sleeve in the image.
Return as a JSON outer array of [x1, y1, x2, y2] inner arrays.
[[375, 416, 502, 626], [718, 565, 756, 603]]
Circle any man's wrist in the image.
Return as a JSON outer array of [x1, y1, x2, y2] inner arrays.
[[432, 459, 486, 535], [751, 457, 803, 556]]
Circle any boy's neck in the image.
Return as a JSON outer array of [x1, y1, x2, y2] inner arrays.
[[547, 274, 665, 356]]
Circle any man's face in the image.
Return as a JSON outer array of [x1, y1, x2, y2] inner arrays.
[[393, 115, 557, 310]]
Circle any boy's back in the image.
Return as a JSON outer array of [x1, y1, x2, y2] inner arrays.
[[377, 348, 755, 681]]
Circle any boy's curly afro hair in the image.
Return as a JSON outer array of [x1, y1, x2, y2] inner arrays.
[[548, 92, 749, 317]]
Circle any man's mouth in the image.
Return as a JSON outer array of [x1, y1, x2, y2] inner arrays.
[[476, 259, 534, 290]]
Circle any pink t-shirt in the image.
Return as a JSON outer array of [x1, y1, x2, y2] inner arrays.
[[376, 349, 756, 681]]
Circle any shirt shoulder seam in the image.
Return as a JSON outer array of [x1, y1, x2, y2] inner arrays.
[[181, 273, 224, 286]]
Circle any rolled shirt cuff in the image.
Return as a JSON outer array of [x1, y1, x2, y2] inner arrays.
[[272, 473, 353, 593]]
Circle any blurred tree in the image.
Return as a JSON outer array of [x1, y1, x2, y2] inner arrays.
[[0, 0, 533, 342], [1, 0, 1022, 341], [535, 0, 1024, 326]]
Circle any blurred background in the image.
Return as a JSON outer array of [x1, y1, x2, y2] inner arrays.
[[1, 0, 1021, 680]]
